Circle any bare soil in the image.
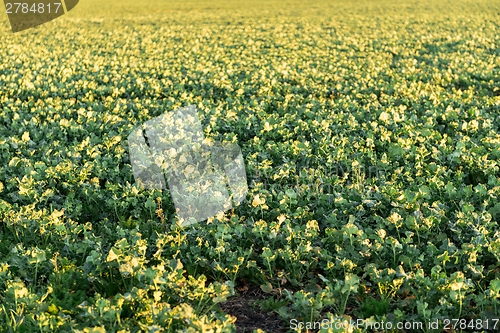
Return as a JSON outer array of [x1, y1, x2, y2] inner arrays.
[[219, 287, 288, 333]]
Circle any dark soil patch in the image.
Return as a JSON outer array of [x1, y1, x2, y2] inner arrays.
[[219, 287, 288, 333]]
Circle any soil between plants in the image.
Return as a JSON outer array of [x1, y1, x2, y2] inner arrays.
[[220, 287, 288, 333]]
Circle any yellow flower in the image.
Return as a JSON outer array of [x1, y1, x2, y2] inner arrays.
[[252, 194, 265, 207], [21, 131, 30, 142]]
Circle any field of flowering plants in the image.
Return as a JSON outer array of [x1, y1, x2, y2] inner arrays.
[[0, 0, 499, 332]]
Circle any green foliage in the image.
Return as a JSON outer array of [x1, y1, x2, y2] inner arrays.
[[1, 0, 500, 331], [359, 297, 390, 317]]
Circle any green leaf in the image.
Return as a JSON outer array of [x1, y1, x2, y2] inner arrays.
[[260, 282, 273, 293], [285, 189, 297, 199], [490, 279, 500, 293]]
